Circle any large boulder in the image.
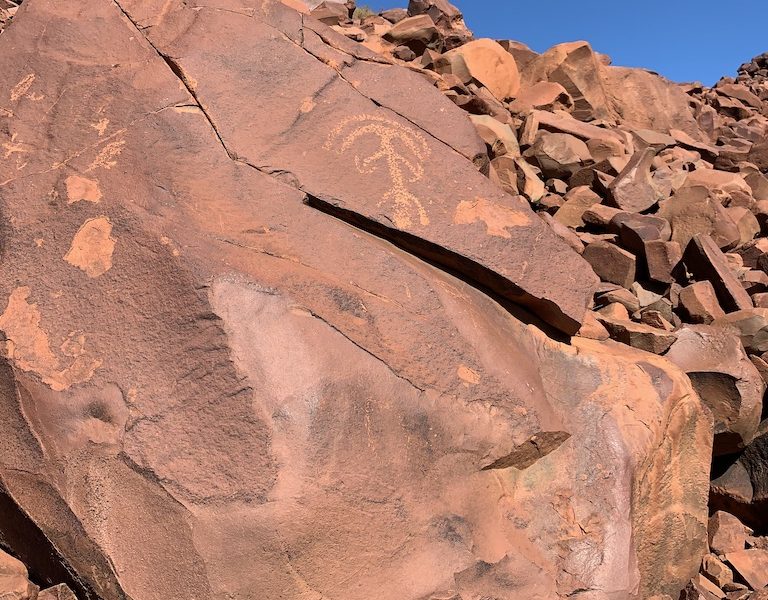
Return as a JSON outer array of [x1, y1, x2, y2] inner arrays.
[[665, 325, 763, 455], [0, 1, 712, 599]]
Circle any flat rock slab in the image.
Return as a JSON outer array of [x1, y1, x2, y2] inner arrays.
[[123, 0, 597, 334], [726, 549, 768, 590]]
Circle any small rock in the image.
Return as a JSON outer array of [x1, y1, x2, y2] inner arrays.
[[681, 234, 754, 313], [702, 553, 734, 589], [710, 512, 748, 556], [607, 147, 663, 212], [576, 311, 610, 341], [582, 241, 636, 288], [645, 240, 683, 284], [554, 186, 601, 228], [679, 281, 726, 324], [595, 314, 677, 354], [0, 549, 38, 600]]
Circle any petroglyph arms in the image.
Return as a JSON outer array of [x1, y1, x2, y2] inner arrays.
[[325, 114, 431, 229]]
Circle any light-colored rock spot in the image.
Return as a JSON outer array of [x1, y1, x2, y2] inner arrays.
[[65, 175, 102, 204], [457, 364, 481, 385], [0, 287, 101, 391], [454, 197, 531, 238], [64, 217, 116, 278]]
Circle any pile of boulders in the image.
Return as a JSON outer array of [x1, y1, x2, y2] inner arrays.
[[0, 0, 19, 31], [736, 53, 768, 88], [0, 547, 76, 600], [315, 1, 768, 597]]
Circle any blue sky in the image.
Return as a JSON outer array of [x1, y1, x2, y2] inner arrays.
[[368, 1, 768, 85]]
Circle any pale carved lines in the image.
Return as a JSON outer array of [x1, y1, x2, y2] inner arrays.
[[325, 114, 431, 229]]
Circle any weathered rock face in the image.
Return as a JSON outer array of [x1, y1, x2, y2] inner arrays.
[[0, 1, 713, 599]]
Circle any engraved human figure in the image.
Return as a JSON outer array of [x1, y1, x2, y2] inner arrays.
[[326, 114, 431, 229]]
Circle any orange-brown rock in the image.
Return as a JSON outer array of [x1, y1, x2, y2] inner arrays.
[[714, 309, 768, 354], [435, 38, 520, 100], [583, 241, 637, 288], [665, 325, 763, 454], [681, 235, 754, 313], [645, 240, 683, 284], [607, 147, 664, 213], [679, 281, 727, 324], [507, 81, 573, 113], [0, 548, 38, 600], [595, 314, 677, 354], [725, 549, 768, 590], [709, 511, 748, 556], [0, 1, 713, 599]]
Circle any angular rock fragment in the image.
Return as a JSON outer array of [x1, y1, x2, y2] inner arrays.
[[435, 38, 520, 100], [665, 325, 763, 454], [525, 132, 591, 179], [38, 585, 78, 600], [595, 314, 677, 354], [0, 549, 38, 600], [607, 147, 663, 213], [710, 511, 748, 556], [583, 241, 636, 288], [725, 549, 768, 590], [609, 212, 671, 254], [679, 281, 727, 324], [659, 186, 740, 250], [507, 81, 573, 113], [646, 240, 683, 284], [681, 235, 754, 313], [714, 309, 768, 353], [383, 14, 439, 51], [554, 186, 601, 228], [702, 554, 734, 590]]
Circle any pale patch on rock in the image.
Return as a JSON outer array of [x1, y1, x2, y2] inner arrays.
[[10, 73, 35, 102], [0, 287, 101, 391], [65, 175, 102, 204], [457, 364, 480, 385], [454, 197, 531, 238], [64, 217, 116, 277], [91, 118, 109, 136]]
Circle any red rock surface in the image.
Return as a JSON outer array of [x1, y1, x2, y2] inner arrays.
[[9, 0, 768, 598]]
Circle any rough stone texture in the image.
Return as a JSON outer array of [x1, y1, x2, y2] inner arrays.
[[435, 38, 520, 100], [595, 314, 677, 354], [38, 585, 78, 600], [0, 548, 38, 600], [679, 282, 727, 324], [0, 1, 713, 600], [681, 235, 754, 313], [713, 309, 768, 354], [583, 241, 637, 288], [709, 512, 748, 557], [607, 147, 663, 213], [665, 326, 763, 454], [725, 549, 768, 590]]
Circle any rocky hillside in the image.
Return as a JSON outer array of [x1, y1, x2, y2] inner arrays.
[[0, 0, 767, 599]]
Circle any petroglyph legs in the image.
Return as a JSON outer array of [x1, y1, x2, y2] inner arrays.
[[325, 114, 431, 229]]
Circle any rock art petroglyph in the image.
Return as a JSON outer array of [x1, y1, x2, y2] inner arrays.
[[325, 114, 431, 229]]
